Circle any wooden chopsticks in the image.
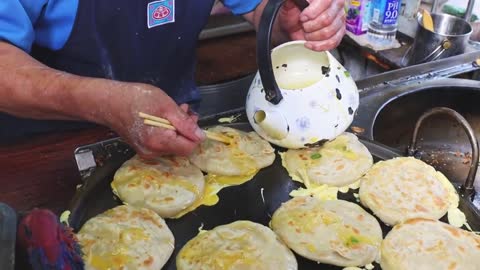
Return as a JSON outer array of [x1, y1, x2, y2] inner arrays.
[[138, 112, 232, 144]]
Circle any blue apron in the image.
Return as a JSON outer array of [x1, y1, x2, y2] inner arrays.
[[1, 0, 215, 141]]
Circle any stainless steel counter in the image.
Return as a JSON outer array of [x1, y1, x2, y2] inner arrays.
[[357, 50, 480, 92]]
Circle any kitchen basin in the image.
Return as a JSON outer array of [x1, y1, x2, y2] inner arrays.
[[353, 78, 480, 190]]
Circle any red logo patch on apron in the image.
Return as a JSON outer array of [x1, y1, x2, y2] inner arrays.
[[148, 0, 175, 29], [153, 6, 170, 20]]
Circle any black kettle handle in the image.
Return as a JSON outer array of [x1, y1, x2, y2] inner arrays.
[[257, 0, 309, 105], [291, 0, 310, 10]]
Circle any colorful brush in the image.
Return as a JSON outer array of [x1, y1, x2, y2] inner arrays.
[[17, 209, 84, 270]]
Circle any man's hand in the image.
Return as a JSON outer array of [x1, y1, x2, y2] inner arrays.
[[279, 0, 346, 51], [245, 0, 346, 51], [103, 82, 205, 158], [0, 42, 204, 158]]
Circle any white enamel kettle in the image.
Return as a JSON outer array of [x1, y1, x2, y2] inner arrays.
[[246, 0, 359, 149]]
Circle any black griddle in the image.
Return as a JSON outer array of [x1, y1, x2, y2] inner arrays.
[[68, 111, 480, 270]]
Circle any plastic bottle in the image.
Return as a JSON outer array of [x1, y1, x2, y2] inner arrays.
[[345, 0, 373, 35], [367, 0, 402, 46]]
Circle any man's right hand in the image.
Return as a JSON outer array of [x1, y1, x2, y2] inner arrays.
[[0, 41, 204, 158], [101, 82, 206, 158]]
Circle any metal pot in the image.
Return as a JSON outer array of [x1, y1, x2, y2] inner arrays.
[[408, 13, 472, 65]]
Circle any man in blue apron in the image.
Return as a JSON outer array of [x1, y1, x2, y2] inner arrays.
[[0, 0, 346, 157]]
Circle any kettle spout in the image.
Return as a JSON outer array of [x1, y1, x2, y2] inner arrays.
[[253, 110, 288, 140]]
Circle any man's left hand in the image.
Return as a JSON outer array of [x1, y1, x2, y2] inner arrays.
[[278, 0, 346, 51]]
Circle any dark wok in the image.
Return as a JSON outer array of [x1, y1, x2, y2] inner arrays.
[[67, 108, 480, 270]]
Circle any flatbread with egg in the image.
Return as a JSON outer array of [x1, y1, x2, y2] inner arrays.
[[359, 157, 458, 226], [271, 197, 382, 267], [381, 218, 480, 270], [189, 126, 276, 176], [176, 220, 297, 270], [111, 155, 205, 218], [281, 132, 373, 187], [77, 205, 174, 270]]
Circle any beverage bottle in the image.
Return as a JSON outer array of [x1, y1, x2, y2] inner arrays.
[[367, 0, 402, 46]]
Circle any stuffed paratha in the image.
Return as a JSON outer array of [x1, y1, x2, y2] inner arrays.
[[381, 218, 480, 270], [281, 132, 373, 187], [112, 155, 205, 218], [359, 157, 458, 225], [177, 220, 297, 270], [189, 126, 275, 176], [271, 197, 382, 267], [78, 205, 174, 270]]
